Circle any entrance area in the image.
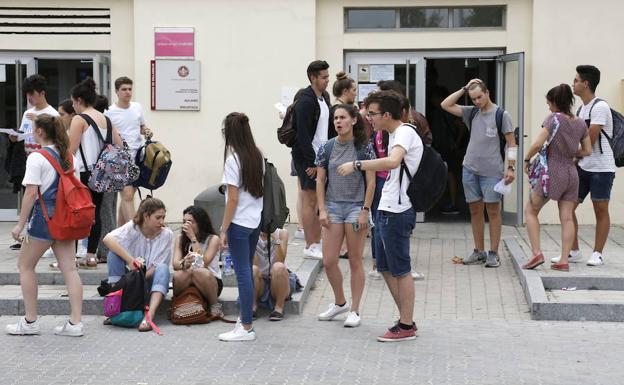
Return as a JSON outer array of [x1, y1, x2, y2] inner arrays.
[[345, 50, 525, 225], [0, 53, 110, 221]]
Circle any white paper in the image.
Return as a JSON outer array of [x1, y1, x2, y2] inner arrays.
[[274, 102, 287, 115], [494, 179, 512, 195], [358, 83, 378, 102], [0, 65, 5, 82], [370, 64, 394, 82], [280, 86, 298, 108], [0, 128, 29, 141]]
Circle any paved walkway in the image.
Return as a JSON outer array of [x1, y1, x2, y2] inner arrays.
[[1, 222, 623, 384]]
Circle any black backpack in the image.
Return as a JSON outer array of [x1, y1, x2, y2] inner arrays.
[[398, 123, 448, 212], [577, 98, 624, 167], [277, 102, 297, 147], [260, 158, 290, 235]]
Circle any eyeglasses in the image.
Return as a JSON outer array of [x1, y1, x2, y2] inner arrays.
[[366, 111, 383, 118]]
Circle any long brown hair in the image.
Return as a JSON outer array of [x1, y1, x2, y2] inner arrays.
[[133, 197, 166, 227], [333, 104, 368, 149], [222, 112, 264, 198], [34, 114, 71, 169]]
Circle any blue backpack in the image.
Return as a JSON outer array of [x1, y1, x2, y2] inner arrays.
[[133, 139, 172, 192]]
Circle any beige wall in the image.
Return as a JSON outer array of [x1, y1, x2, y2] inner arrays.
[[531, 0, 623, 224], [132, 0, 316, 221]]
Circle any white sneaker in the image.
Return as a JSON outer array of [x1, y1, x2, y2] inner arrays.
[[6, 317, 40, 335], [343, 311, 361, 327], [54, 320, 84, 337], [368, 269, 382, 280], [551, 252, 584, 264], [587, 252, 604, 266], [303, 243, 323, 260], [318, 302, 349, 321], [411, 270, 425, 280], [218, 323, 256, 342], [294, 228, 305, 239], [42, 248, 55, 258]]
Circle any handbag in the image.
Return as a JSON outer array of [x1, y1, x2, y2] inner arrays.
[[169, 286, 211, 325], [528, 113, 561, 197]]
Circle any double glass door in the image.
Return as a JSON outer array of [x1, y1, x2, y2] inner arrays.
[[0, 53, 110, 221]]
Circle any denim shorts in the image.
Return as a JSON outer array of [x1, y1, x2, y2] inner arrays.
[[374, 208, 415, 277], [462, 166, 502, 203], [326, 201, 363, 224], [27, 204, 55, 242], [577, 166, 615, 202]]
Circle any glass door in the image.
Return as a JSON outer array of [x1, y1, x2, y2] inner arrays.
[[496, 52, 525, 226]]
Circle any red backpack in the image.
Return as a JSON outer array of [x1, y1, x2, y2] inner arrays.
[[36, 149, 95, 241]]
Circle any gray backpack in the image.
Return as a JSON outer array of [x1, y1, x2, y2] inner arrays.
[[577, 98, 624, 167], [260, 159, 289, 235]]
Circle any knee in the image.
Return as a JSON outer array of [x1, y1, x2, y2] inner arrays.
[[252, 265, 261, 279], [323, 256, 338, 270], [155, 263, 171, 281], [485, 204, 501, 218], [192, 268, 214, 283], [271, 262, 287, 277]]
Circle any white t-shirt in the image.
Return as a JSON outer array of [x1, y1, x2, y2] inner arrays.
[[22, 145, 80, 193], [578, 98, 616, 172], [222, 153, 264, 229], [378, 124, 424, 213], [104, 102, 145, 150], [75, 115, 108, 172], [19, 106, 60, 155], [108, 220, 173, 268], [311, 97, 330, 154]]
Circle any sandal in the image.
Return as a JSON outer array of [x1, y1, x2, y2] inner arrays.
[[96, 254, 107, 264], [138, 318, 152, 332], [78, 255, 98, 270], [49, 259, 79, 270], [523, 253, 544, 270], [103, 317, 112, 325]]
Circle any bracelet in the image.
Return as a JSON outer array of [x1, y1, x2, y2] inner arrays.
[[523, 159, 530, 163], [361, 206, 370, 211]]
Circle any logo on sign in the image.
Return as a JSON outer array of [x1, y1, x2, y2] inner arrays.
[[178, 66, 190, 78]]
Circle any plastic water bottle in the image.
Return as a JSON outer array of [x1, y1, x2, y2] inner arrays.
[[222, 248, 234, 276]]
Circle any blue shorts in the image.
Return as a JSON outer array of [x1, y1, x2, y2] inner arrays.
[[326, 201, 363, 224], [27, 204, 55, 242], [374, 208, 415, 278], [258, 271, 298, 310], [577, 166, 615, 202], [462, 167, 502, 203]]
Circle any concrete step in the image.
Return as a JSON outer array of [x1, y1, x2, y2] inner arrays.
[[0, 259, 321, 317]]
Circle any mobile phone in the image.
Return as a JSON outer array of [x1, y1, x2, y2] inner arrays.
[[352, 222, 360, 232]]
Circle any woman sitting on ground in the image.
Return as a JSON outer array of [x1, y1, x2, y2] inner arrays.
[[102, 197, 173, 331], [172, 205, 223, 319]]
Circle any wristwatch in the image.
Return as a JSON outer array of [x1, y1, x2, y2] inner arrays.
[[362, 206, 370, 212], [507, 165, 516, 172], [355, 160, 362, 171]]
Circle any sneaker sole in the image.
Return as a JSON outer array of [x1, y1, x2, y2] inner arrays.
[[303, 255, 323, 260], [54, 331, 84, 337], [463, 260, 484, 265], [218, 335, 256, 342], [318, 308, 349, 321], [377, 335, 417, 342], [7, 331, 40, 336], [484, 262, 501, 268], [344, 322, 360, 328]]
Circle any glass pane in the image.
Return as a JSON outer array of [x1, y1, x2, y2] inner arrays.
[[38, 59, 93, 108], [501, 60, 520, 221], [347, 9, 396, 29], [0, 64, 25, 213], [400, 8, 449, 28], [453, 7, 504, 28]]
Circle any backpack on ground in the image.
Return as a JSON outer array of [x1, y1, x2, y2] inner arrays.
[[169, 286, 211, 325], [78, 114, 139, 193], [277, 101, 297, 147], [467, 106, 517, 161], [36, 148, 95, 241], [577, 98, 624, 167], [260, 158, 290, 235], [133, 139, 172, 192], [399, 123, 448, 212]]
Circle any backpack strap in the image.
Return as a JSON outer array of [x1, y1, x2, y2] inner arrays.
[[398, 160, 413, 205], [78, 113, 112, 169], [495, 107, 506, 161], [467, 106, 479, 130], [587, 98, 610, 154], [35, 148, 72, 223]]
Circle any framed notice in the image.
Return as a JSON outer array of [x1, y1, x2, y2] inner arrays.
[[154, 27, 194, 59], [150, 60, 200, 111]]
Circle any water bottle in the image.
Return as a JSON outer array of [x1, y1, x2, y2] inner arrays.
[[222, 248, 234, 276]]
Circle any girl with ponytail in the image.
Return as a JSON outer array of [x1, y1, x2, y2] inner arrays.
[[6, 114, 85, 337], [68, 77, 123, 268]]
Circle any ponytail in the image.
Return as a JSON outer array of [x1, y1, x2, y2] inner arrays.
[[34, 114, 71, 169]]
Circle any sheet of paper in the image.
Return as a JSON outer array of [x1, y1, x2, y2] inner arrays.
[[274, 102, 287, 115], [0, 128, 29, 141], [370, 64, 394, 82], [280, 86, 298, 107], [357, 83, 378, 102]]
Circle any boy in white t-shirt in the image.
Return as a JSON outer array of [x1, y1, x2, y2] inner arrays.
[[104, 77, 153, 227], [337, 90, 423, 342], [8, 74, 59, 252], [570, 65, 615, 267]]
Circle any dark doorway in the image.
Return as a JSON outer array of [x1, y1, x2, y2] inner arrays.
[[37, 59, 93, 108], [424, 57, 496, 222]]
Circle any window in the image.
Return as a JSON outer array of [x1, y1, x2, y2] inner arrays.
[[345, 6, 505, 31]]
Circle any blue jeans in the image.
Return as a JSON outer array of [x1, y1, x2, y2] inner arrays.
[[370, 176, 386, 261], [374, 208, 415, 277], [228, 222, 261, 325], [107, 251, 170, 295]]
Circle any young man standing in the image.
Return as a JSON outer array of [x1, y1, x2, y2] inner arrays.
[[8, 74, 59, 251], [566, 65, 615, 266], [104, 77, 153, 226], [441, 79, 516, 268], [337, 90, 422, 342], [292, 60, 334, 259]]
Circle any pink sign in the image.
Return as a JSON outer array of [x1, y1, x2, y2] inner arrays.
[[154, 27, 194, 58]]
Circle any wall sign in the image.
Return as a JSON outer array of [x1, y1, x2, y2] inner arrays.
[[150, 60, 200, 111], [154, 27, 195, 59]]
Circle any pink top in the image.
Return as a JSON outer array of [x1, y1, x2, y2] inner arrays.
[[374, 131, 389, 179]]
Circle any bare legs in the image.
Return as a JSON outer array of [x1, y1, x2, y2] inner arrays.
[[173, 268, 219, 306], [301, 189, 321, 248], [118, 186, 136, 227], [468, 200, 502, 253]]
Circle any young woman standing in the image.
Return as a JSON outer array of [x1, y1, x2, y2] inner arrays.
[[218, 112, 264, 342], [316, 104, 376, 327], [6, 115, 84, 336]]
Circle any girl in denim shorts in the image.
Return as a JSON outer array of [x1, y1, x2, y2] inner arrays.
[[6, 114, 85, 337], [315, 104, 376, 328]]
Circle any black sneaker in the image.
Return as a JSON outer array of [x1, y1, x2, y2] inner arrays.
[[9, 242, 21, 251], [441, 206, 460, 215], [269, 310, 284, 321]]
